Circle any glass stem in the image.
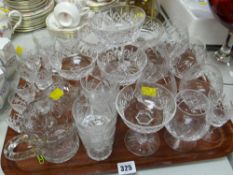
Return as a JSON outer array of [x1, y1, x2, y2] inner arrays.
[[215, 30, 233, 63], [221, 31, 233, 54]]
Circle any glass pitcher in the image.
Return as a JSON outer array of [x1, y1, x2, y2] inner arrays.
[[0, 9, 22, 39], [4, 81, 80, 163]]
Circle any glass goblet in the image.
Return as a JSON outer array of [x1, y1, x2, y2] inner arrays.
[[138, 61, 177, 95], [134, 16, 164, 49], [49, 40, 96, 80], [179, 63, 223, 103], [168, 39, 206, 79], [203, 93, 232, 143], [115, 83, 176, 156], [165, 89, 210, 152]]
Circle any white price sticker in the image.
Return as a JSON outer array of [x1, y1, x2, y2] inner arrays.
[[117, 161, 136, 175]]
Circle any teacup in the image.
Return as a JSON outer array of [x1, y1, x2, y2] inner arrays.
[[54, 2, 89, 28]]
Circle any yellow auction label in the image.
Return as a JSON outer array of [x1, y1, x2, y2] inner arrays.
[[49, 87, 64, 101], [15, 46, 23, 57], [37, 155, 45, 164], [0, 7, 9, 13], [141, 86, 157, 97], [198, 0, 208, 6]]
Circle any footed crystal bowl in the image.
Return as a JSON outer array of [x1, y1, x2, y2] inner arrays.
[[90, 5, 146, 46]]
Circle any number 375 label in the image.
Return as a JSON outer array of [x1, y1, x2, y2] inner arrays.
[[117, 161, 136, 175]]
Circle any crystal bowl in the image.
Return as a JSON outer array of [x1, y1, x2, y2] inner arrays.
[[90, 5, 146, 46], [97, 45, 147, 86], [115, 83, 176, 134], [48, 40, 96, 80]]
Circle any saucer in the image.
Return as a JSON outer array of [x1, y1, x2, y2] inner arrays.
[[46, 12, 85, 32], [46, 12, 89, 39]]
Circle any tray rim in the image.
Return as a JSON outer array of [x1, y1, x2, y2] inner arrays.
[[1, 119, 233, 175]]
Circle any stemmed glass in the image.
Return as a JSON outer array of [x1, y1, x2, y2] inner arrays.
[[115, 83, 176, 156], [48, 39, 96, 80], [203, 93, 233, 143], [179, 64, 223, 103], [164, 89, 210, 152], [208, 0, 233, 84]]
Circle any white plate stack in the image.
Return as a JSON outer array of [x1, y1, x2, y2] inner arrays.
[[3, 0, 55, 32]]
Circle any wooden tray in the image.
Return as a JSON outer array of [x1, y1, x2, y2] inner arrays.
[[2, 118, 233, 175]]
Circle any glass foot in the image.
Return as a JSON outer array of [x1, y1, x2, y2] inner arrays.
[[124, 130, 160, 157], [164, 130, 197, 152], [214, 49, 231, 63]]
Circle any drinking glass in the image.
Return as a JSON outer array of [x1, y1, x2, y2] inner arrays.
[[115, 83, 176, 156], [203, 93, 233, 143], [4, 89, 79, 163], [14, 81, 36, 103], [97, 45, 147, 86], [134, 16, 164, 49], [72, 91, 117, 161], [179, 64, 223, 103], [165, 89, 210, 152], [49, 39, 96, 80], [18, 49, 46, 84], [80, 66, 119, 110], [78, 25, 106, 55], [8, 93, 27, 115], [208, 0, 233, 84], [168, 40, 206, 79], [35, 68, 53, 90], [138, 60, 177, 95]]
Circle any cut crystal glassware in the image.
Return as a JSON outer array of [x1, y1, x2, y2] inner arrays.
[[48, 39, 96, 80], [80, 65, 119, 110], [165, 89, 210, 152], [90, 5, 146, 47], [72, 90, 117, 161], [4, 93, 79, 163], [168, 40, 206, 79], [115, 83, 176, 156], [97, 45, 147, 86], [179, 64, 223, 103], [134, 16, 164, 49], [203, 92, 233, 143]]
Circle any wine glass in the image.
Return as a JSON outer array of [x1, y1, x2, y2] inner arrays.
[[48, 39, 96, 80], [115, 83, 176, 156], [208, 0, 233, 84], [202, 92, 233, 143], [179, 63, 223, 103], [164, 89, 210, 152]]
